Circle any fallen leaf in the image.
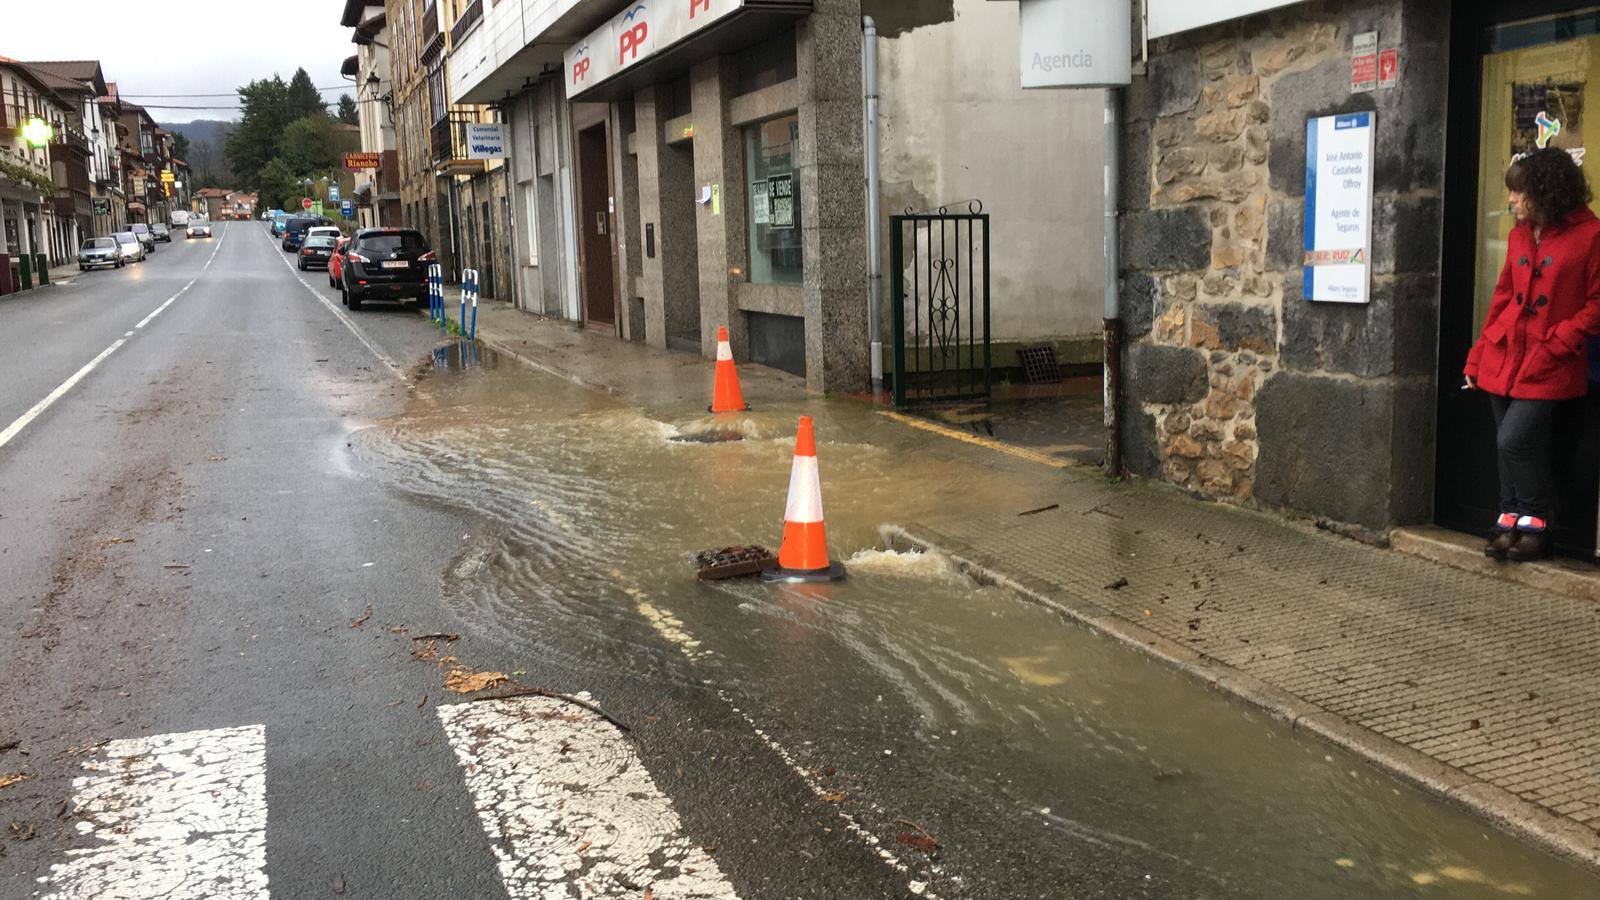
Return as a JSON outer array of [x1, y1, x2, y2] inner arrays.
[[163, 563, 190, 569], [1468, 719, 1482, 730], [444, 668, 508, 694], [349, 604, 373, 629], [895, 832, 940, 855], [207, 456, 226, 462], [97, 537, 133, 549], [8, 820, 35, 840], [1104, 577, 1129, 590], [819, 791, 848, 803], [0, 773, 33, 790], [0, 740, 17, 753], [409, 633, 459, 642]]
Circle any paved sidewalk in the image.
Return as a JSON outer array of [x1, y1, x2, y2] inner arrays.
[[465, 301, 1600, 869]]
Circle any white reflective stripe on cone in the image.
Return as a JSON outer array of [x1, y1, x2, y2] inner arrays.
[[784, 455, 825, 523], [717, 340, 733, 362]]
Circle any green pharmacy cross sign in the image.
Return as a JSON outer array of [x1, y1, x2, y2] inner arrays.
[[21, 118, 54, 147]]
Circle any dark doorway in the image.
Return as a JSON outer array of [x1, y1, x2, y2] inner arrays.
[[1436, 0, 1600, 556], [577, 123, 616, 327]]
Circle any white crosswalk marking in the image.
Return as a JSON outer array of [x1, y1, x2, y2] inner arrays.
[[438, 697, 738, 899], [38, 724, 269, 899]]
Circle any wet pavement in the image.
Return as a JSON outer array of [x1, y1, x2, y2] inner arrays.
[[355, 332, 1600, 897], [1, 225, 1597, 897]]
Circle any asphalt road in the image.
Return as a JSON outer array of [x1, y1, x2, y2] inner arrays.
[[0, 223, 921, 898]]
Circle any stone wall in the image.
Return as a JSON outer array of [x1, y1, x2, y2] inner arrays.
[[1118, 0, 1448, 530]]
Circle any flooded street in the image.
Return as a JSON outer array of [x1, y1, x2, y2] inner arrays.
[[353, 342, 1600, 899]]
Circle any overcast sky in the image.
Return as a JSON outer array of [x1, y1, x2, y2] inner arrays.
[[5, 1, 361, 122]]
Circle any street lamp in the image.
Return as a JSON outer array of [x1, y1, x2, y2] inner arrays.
[[21, 118, 53, 147]]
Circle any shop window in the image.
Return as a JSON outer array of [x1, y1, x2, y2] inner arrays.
[[744, 114, 801, 285]]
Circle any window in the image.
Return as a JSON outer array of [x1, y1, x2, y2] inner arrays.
[[744, 114, 801, 285]]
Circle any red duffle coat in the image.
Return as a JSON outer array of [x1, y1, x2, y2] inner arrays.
[[1466, 206, 1600, 400]]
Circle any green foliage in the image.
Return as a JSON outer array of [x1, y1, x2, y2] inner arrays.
[[225, 75, 289, 188], [170, 131, 191, 163], [336, 94, 358, 125], [256, 158, 299, 211], [278, 114, 340, 175], [286, 69, 325, 120], [0, 159, 54, 195]]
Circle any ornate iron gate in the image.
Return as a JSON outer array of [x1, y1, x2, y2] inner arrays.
[[890, 203, 991, 407]]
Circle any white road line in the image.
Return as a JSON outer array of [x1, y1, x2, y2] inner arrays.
[[616, 579, 939, 897], [264, 231, 406, 381], [0, 230, 226, 452], [438, 697, 738, 899], [37, 724, 269, 899]]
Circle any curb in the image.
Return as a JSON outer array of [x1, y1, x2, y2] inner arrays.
[[884, 524, 1600, 874], [1391, 525, 1600, 607]]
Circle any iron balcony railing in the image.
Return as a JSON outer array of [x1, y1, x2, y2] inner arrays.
[[450, 0, 482, 46], [430, 111, 481, 165]]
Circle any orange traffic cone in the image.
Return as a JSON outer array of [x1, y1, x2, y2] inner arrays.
[[709, 326, 750, 413], [764, 416, 846, 583]]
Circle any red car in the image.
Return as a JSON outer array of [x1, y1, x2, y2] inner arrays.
[[327, 236, 350, 288]]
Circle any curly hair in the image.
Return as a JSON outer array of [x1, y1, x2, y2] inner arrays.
[[1505, 147, 1593, 224]]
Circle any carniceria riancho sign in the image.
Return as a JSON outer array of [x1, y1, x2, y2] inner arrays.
[[1018, 0, 1131, 89], [466, 123, 508, 160], [1303, 111, 1376, 303]]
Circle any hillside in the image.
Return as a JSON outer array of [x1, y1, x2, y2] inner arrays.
[[159, 119, 235, 149]]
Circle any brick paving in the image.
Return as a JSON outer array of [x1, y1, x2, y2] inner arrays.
[[900, 482, 1600, 856]]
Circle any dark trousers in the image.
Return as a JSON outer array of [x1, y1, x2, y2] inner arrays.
[[1490, 394, 1559, 521]]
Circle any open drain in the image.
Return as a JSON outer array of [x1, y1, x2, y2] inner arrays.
[[669, 430, 746, 444]]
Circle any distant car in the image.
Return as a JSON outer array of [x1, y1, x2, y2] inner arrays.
[[188, 221, 213, 239], [78, 236, 123, 270], [129, 223, 156, 253], [306, 225, 341, 243], [270, 217, 288, 237], [340, 228, 435, 310], [170, 210, 190, 228], [298, 234, 337, 270], [328, 236, 350, 287], [151, 223, 172, 243], [112, 231, 146, 263]]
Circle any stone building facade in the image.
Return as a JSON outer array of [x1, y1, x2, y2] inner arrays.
[[1119, 0, 1448, 531]]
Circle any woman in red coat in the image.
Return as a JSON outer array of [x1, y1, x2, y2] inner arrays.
[[1466, 147, 1600, 561]]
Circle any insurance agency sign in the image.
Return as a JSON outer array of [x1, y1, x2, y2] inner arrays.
[[565, 0, 743, 98], [1018, 0, 1132, 89]]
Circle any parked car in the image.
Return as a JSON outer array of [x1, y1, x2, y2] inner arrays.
[[188, 221, 213, 239], [297, 234, 337, 271], [129, 223, 156, 253], [280, 215, 330, 251], [270, 215, 289, 237], [170, 210, 190, 228], [328, 236, 350, 287], [306, 225, 342, 243], [151, 223, 172, 243], [340, 228, 435, 311], [78, 236, 123, 270], [112, 231, 146, 263]]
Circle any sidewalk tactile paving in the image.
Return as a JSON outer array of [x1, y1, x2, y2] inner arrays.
[[907, 485, 1600, 844]]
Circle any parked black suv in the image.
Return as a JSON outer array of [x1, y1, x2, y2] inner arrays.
[[340, 228, 435, 310]]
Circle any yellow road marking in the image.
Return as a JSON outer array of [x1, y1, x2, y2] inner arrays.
[[877, 410, 1078, 469]]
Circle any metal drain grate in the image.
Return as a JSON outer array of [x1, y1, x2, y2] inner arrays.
[[1017, 344, 1064, 384]]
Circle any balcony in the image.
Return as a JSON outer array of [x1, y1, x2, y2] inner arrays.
[[449, 0, 482, 46], [429, 111, 485, 173]]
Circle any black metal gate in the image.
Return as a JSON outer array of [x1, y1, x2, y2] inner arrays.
[[890, 203, 990, 407]]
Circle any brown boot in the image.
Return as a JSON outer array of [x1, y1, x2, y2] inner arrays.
[[1506, 521, 1552, 562], [1484, 514, 1519, 559]]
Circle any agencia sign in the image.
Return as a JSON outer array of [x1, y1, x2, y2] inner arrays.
[[1019, 0, 1131, 89]]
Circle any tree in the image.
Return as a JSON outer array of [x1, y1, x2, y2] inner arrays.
[[170, 131, 191, 163], [257, 158, 298, 212], [225, 76, 290, 189], [336, 94, 358, 125], [277, 114, 340, 175], [286, 68, 325, 120]]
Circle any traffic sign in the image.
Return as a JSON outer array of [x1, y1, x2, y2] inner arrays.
[[301, 197, 313, 210], [312, 201, 324, 216], [328, 183, 340, 203], [340, 200, 354, 218]]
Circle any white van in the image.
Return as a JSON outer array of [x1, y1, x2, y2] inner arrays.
[[170, 210, 190, 228]]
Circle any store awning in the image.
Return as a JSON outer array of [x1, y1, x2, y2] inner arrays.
[[566, 0, 810, 103]]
